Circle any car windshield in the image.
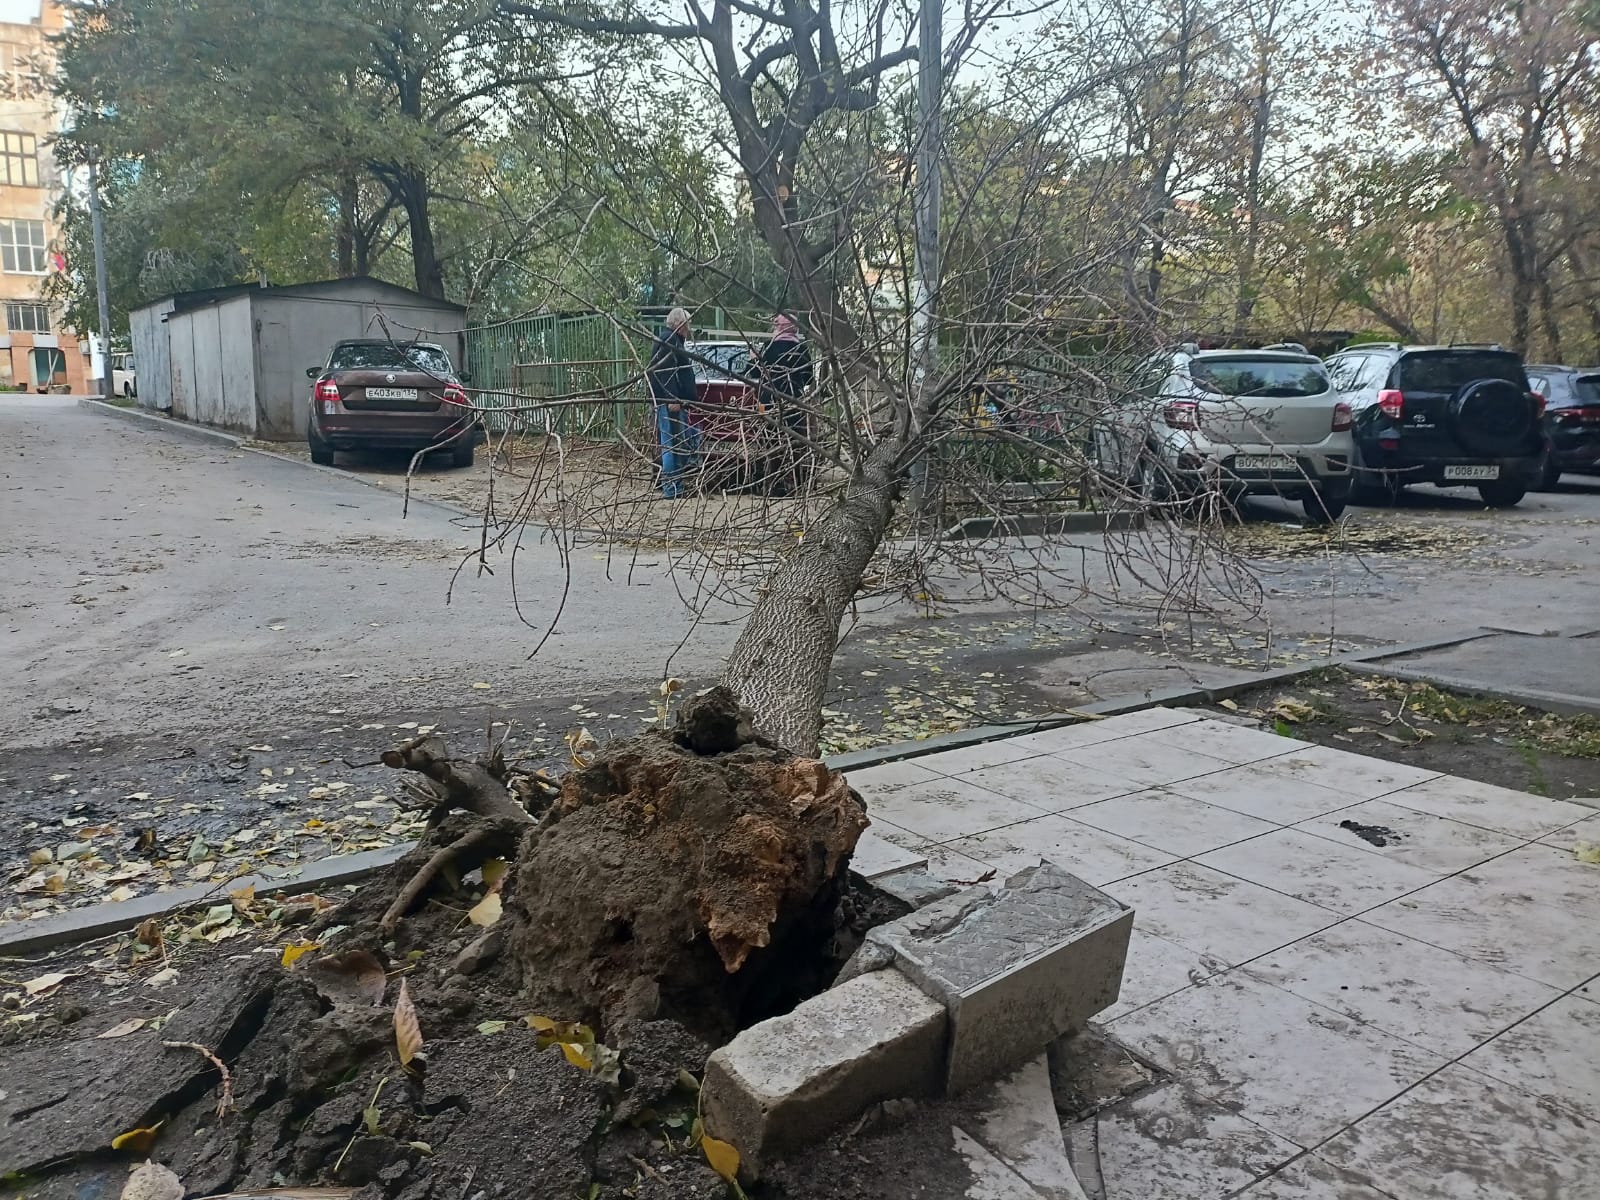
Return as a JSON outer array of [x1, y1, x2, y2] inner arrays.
[[689, 343, 753, 382], [1397, 352, 1525, 392], [330, 343, 453, 375], [1187, 356, 1329, 398]]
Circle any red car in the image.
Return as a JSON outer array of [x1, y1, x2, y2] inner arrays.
[[306, 339, 478, 468], [683, 338, 779, 488]]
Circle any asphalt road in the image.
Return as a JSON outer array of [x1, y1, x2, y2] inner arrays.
[[4, 397, 1599, 923]]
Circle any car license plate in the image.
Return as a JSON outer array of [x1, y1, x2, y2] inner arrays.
[[366, 386, 418, 401], [1234, 455, 1295, 471], [1443, 464, 1499, 480]]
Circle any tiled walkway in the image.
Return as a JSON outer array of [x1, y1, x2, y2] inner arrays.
[[847, 708, 1600, 1199]]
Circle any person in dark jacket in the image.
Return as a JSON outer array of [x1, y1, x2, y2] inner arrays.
[[646, 306, 698, 498], [756, 313, 814, 494]]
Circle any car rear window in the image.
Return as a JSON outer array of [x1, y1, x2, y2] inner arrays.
[[690, 343, 753, 382], [1562, 376, 1600, 407], [1397, 352, 1526, 392], [1187, 356, 1329, 397], [331, 343, 453, 375]]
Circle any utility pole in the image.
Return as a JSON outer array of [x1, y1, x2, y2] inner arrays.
[[86, 154, 113, 400], [906, 0, 942, 512]]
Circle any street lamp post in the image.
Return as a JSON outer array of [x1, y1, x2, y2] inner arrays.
[[86, 153, 113, 400], [907, 0, 941, 512]]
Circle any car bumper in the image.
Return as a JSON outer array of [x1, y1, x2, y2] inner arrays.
[[312, 412, 477, 451], [1158, 435, 1353, 496], [1358, 450, 1543, 486]]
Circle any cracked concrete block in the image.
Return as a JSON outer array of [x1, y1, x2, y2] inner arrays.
[[850, 828, 930, 880], [961, 1055, 1089, 1200], [866, 862, 1132, 1093], [702, 967, 947, 1177], [873, 865, 961, 908]]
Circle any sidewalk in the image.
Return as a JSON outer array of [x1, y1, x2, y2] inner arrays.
[[847, 707, 1600, 1199]]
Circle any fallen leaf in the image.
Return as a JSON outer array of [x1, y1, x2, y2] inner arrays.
[[23, 971, 71, 996], [467, 890, 502, 927], [394, 978, 423, 1067], [476, 1019, 508, 1035], [363, 1104, 381, 1135], [1575, 841, 1600, 865], [305, 950, 388, 1006], [133, 918, 165, 956], [480, 858, 509, 889], [470, 681, 491, 690], [111, 1121, 165, 1153], [281, 940, 322, 968], [145, 967, 178, 987], [108, 885, 136, 903], [701, 1134, 740, 1183], [558, 1041, 594, 1070], [408, 1141, 433, 1155], [97, 1017, 149, 1039], [1217, 698, 1239, 711]]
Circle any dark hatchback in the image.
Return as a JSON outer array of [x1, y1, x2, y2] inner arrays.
[[1324, 344, 1546, 506], [1525, 364, 1600, 487], [306, 340, 478, 467]]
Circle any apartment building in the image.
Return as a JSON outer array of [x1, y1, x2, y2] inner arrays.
[[0, 0, 87, 393]]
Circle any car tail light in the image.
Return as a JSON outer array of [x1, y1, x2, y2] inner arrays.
[[314, 379, 341, 414], [1377, 389, 1404, 419], [1163, 401, 1200, 430], [1332, 401, 1353, 432], [1530, 392, 1546, 417], [442, 383, 468, 406]]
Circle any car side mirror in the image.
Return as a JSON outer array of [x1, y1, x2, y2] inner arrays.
[[306, 367, 319, 379]]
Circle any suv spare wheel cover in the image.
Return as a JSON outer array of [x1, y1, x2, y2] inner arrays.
[[1450, 378, 1534, 455]]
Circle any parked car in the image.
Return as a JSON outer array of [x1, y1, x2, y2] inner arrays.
[[1323, 344, 1545, 507], [682, 338, 777, 489], [1525, 364, 1600, 488], [1093, 344, 1354, 522], [305, 340, 477, 468], [110, 352, 136, 398]]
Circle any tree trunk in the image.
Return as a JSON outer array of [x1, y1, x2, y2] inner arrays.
[[721, 442, 902, 754], [397, 169, 446, 300], [1537, 271, 1562, 362], [335, 177, 357, 277]]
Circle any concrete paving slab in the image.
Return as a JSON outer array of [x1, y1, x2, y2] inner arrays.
[[1052, 739, 1234, 790], [1381, 775, 1595, 840], [1234, 1154, 1401, 1199], [1194, 828, 1440, 916], [1108, 970, 1447, 1146], [1314, 1063, 1600, 1200], [852, 828, 929, 880], [1291, 797, 1524, 873], [963, 756, 1139, 811], [1096, 927, 1224, 1024], [1068, 788, 1280, 858], [942, 816, 1177, 889], [1167, 763, 1368, 824], [953, 1126, 1051, 1199], [1150, 719, 1310, 765], [1254, 744, 1441, 800], [867, 776, 1053, 842], [1459, 994, 1600, 1119], [1249, 920, 1561, 1058], [1454, 840, 1600, 911], [961, 1055, 1088, 1200]]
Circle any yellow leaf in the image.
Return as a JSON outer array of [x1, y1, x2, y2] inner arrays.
[[471, 682, 491, 690], [701, 1134, 740, 1183], [1218, 698, 1240, 711], [480, 858, 508, 888], [96, 1017, 149, 1039], [281, 940, 322, 968], [558, 1041, 594, 1071], [23, 971, 71, 996], [394, 978, 424, 1067], [111, 1121, 164, 1153], [1575, 841, 1600, 865], [229, 884, 256, 911], [467, 890, 502, 927], [524, 1014, 558, 1033]]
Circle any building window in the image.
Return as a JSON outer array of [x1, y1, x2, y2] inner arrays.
[[5, 301, 48, 332], [0, 218, 46, 273], [0, 132, 38, 186]]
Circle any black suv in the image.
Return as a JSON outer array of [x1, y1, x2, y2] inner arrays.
[[1323, 344, 1547, 507], [1525, 364, 1600, 488]]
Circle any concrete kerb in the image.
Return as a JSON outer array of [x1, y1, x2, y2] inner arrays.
[[1344, 660, 1600, 720]]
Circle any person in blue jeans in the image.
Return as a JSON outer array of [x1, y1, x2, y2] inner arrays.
[[646, 307, 698, 498]]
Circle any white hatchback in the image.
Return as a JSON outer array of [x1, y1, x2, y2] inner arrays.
[[1094, 344, 1355, 522]]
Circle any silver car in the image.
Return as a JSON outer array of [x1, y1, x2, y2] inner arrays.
[[1094, 344, 1355, 522]]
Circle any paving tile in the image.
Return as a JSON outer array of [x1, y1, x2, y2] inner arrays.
[[1094, 1083, 1301, 1200], [1070, 788, 1281, 858], [1054, 738, 1233, 790], [1292, 799, 1523, 874], [1381, 775, 1593, 839], [843, 758, 944, 797], [1168, 764, 1360, 824], [1250, 920, 1561, 1057], [1097, 927, 1223, 1023], [1455, 841, 1600, 913], [919, 739, 1043, 776], [961, 1055, 1085, 1200], [1459, 994, 1600, 1120], [1161, 719, 1310, 765], [1538, 809, 1600, 849], [965, 756, 1138, 811], [1109, 970, 1446, 1146], [1101, 862, 1340, 967], [1195, 829, 1438, 917], [1317, 1063, 1600, 1200], [865, 821, 996, 884], [1235, 1154, 1401, 1199], [944, 814, 1175, 888], [1000, 707, 1200, 755], [864, 776, 1050, 843], [1363, 873, 1600, 990], [1256, 745, 1440, 800], [850, 828, 928, 880]]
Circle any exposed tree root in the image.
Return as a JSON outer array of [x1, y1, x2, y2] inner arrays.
[[379, 822, 508, 937]]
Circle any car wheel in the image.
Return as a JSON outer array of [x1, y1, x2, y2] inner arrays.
[[122, 382, 133, 399], [307, 419, 335, 466], [1303, 487, 1347, 524], [1477, 480, 1526, 507], [450, 441, 475, 469]]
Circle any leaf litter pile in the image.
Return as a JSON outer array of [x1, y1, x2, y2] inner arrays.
[[0, 688, 912, 1200]]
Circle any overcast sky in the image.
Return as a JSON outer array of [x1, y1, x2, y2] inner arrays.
[[0, 0, 39, 24]]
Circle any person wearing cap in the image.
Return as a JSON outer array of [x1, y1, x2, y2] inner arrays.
[[756, 313, 814, 495], [646, 307, 698, 498]]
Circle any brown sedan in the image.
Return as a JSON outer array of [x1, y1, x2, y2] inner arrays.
[[306, 339, 479, 467]]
